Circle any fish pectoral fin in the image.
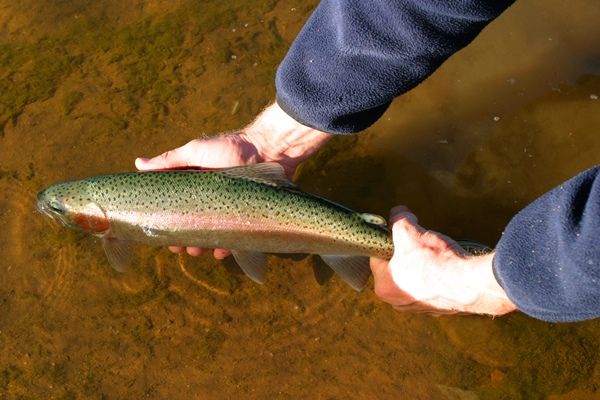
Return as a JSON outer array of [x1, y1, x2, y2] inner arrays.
[[102, 238, 135, 273], [319, 255, 371, 291], [231, 250, 268, 284]]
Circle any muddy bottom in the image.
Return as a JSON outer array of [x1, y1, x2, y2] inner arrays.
[[1, 0, 600, 399]]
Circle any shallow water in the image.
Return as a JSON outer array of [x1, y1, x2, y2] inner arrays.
[[1, 1, 599, 399]]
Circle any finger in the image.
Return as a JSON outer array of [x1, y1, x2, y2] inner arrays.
[[389, 206, 420, 226], [370, 257, 416, 306], [135, 142, 194, 170], [390, 205, 413, 217], [213, 248, 231, 260], [420, 230, 467, 255], [369, 257, 388, 276], [370, 257, 394, 298], [390, 210, 426, 249], [169, 246, 184, 254], [186, 247, 204, 256], [392, 303, 460, 315]]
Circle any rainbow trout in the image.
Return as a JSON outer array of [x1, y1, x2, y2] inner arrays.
[[36, 163, 394, 290]]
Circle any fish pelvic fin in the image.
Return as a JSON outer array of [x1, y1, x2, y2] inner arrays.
[[231, 250, 268, 284], [319, 255, 371, 291], [102, 237, 135, 273]]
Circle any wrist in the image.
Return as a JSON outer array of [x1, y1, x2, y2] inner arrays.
[[469, 252, 517, 315], [243, 102, 332, 164]]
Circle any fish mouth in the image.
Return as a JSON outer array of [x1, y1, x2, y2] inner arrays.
[[36, 191, 70, 227], [36, 192, 51, 216], [36, 202, 60, 224]]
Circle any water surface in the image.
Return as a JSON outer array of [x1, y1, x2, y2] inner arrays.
[[1, 1, 599, 398]]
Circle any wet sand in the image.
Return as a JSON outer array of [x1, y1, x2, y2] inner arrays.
[[1, 1, 600, 398]]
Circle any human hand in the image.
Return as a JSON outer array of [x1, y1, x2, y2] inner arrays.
[[135, 102, 332, 257], [370, 206, 517, 316]]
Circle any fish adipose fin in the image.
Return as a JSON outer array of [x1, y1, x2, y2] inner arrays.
[[319, 255, 372, 291], [231, 250, 268, 284], [221, 162, 297, 189], [360, 213, 387, 226], [102, 238, 134, 272]]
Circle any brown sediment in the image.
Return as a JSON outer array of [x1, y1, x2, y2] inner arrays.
[[177, 253, 231, 297], [1, 0, 600, 399]]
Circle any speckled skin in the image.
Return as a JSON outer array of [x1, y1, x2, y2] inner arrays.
[[37, 170, 394, 259]]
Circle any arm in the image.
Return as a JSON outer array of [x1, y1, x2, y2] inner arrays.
[[372, 167, 600, 321], [494, 166, 600, 322], [370, 206, 517, 316], [137, 1, 516, 257], [136, 102, 331, 177], [276, 0, 515, 133]]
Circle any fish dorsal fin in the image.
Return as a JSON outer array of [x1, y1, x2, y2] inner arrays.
[[360, 213, 387, 226], [221, 162, 297, 188], [319, 255, 372, 291], [102, 237, 135, 273], [231, 250, 269, 284]]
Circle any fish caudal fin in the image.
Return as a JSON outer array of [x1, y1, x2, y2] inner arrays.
[[231, 250, 268, 284], [319, 255, 372, 291], [102, 238, 134, 272]]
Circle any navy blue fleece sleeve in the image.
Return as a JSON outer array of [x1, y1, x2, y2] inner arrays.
[[276, 0, 514, 134], [494, 166, 600, 322]]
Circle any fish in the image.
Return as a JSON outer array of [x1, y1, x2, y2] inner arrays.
[[36, 163, 394, 291]]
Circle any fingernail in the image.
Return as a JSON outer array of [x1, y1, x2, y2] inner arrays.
[[135, 158, 150, 170], [390, 205, 410, 215], [390, 209, 419, 226]]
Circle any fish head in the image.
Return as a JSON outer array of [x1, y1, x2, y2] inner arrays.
[[36, 180, 110, 236]]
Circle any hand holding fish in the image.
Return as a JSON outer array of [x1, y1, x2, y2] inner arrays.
[[135, 102, 332, 257], [370, 207, 517, 316]]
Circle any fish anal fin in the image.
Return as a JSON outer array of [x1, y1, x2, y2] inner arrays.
[[311, 256, 335, 285], [319, 255, 371, 291], [231, 250, 268, 284], [102, 237, 134, 273]]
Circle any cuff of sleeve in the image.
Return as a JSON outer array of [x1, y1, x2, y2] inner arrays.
[[492, 166, 600, 322], [275, 93, 391, 135]]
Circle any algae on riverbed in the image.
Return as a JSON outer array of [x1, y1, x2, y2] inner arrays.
[[2, 0, 600, 399]]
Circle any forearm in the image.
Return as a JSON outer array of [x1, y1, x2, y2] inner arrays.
[[276, 0, 515, 133]]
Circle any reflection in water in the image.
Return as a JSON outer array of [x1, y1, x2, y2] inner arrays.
[[1, 0, 600, 398]]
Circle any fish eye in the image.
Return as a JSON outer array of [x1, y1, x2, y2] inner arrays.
[[49, 200, 64, 213]]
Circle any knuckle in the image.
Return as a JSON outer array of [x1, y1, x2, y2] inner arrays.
[[159, 151, 172, 164]]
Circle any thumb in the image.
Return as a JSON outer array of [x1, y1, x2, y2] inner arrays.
[[389, 206, 426, 250], [135, 143, 194, 171], [389, 206, 465, 255]]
